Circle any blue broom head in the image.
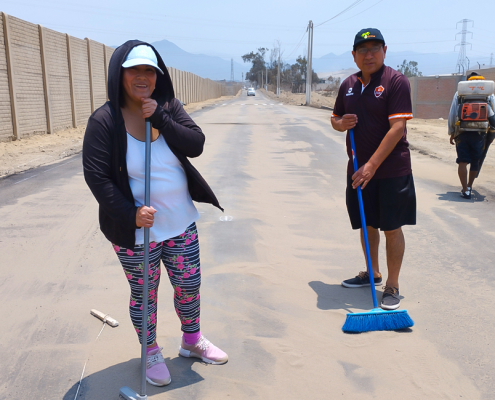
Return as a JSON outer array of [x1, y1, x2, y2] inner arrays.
[[342, 308, 414, 333]]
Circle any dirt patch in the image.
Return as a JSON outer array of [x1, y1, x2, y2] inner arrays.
[[261, 89, 336, 109], [2, 91, 494, 193], [0, 126, 86, 177], [261, 88, 495, 192], [0, 94, 238, 179]]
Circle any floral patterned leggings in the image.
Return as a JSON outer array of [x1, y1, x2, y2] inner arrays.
[[113, 222, 201, 345]]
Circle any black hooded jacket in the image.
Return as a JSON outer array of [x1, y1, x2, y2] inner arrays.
[[83, 40, 222, 249]]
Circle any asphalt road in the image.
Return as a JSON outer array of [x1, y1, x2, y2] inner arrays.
[[1, 89, 494, 399]]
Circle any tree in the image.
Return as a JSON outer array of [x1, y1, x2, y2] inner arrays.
[[325, 76, 341, 91], [397, 60, 423, 77], [242, 47, 318, 93], [242, 48, 268, 83], [289, 56, 319, 93]]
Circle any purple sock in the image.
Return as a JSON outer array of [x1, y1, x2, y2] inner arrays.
[[146, 343, 159, 354], [183, 331, 201, 345]]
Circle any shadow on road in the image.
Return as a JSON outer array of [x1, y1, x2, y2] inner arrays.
[[308, 281, 404, 313], [437, 190, 486, 202], [309, 281, 413, 335], [63, 356, 204, 399]]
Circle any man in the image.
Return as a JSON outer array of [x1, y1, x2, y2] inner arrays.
[[331, 28, 416, 310], [447, 72, 495, 199]]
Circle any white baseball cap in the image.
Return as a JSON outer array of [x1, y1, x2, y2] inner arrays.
[[122, 45, 164, 74]]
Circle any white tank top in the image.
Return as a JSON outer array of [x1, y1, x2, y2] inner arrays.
[[126, 133, 200, 245]]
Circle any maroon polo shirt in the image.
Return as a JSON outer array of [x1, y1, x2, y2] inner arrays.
[[332, 65, 413, 179]]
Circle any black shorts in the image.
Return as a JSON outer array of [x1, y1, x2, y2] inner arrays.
[[455, 132, 485, 171], [346, 173, 416, 231]]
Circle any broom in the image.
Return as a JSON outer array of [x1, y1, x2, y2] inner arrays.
[[342, 128, 414, 333], [120, 119, 152, 399]]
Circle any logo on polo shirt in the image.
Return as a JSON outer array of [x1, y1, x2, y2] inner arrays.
[[346, 88, 354, 96], [374, 85, 384, 98]]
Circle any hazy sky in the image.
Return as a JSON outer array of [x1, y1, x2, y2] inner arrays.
[[2, 0, 494, 67]]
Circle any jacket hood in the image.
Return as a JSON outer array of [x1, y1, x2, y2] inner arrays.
[[107, 40, 174, 113]]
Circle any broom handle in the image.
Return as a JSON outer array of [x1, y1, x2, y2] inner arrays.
[[349, 128, 378, 309], [140, 119, 152, 397]]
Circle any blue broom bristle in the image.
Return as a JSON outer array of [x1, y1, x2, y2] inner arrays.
[[342, 309, 414, 333]]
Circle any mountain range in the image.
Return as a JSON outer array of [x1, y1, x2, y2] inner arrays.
[[148, 39, 480, 80], [312, 51, 464, 78], [150, 39, 250, 81]]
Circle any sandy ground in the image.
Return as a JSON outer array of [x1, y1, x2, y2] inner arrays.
[[0, 95, 238, 179], [2, 90, 493, 196], [2, 90, 495, 399], [262, 88, 337, 109]]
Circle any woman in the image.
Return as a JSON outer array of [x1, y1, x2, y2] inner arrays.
[[83, 40, 227, 387]]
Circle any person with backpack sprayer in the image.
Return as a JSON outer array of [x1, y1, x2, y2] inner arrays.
[[448, 72, 495, 199], [83, 41, 228, 394]]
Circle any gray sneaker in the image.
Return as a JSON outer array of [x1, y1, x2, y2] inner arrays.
[[381, 286, 401, 310], [341, 271, 382, 288]]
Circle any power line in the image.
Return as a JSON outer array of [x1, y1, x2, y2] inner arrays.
[[2, 0, 305, 32], [329, 0, 385, 25], [314, 0, 366, 28], [285, 28, 308, 59]]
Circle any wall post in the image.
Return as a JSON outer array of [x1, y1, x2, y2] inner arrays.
[[38, 25, 53, 134], [86, 38, 95, 113], [410, 77, 417, 117], [3, 13, 20, 140], [66, 34, 77, 128], [103, 45, 108, 100]]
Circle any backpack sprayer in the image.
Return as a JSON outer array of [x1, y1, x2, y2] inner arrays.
[[455, 77, 495, 134]]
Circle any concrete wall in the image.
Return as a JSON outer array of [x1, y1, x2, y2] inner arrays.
[[0, 12, 225, 142], [89, 40, 106, 114], [9, 15, 47, 138], [409, 69, 495, 119], [43, 28, 72, 132], [409, 75, 463, 119], [221, 83, 242, 96]]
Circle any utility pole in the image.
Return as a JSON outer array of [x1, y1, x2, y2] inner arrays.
[[265, 67, 268, 89], [261, 70, 263, 90], [230, 58, 234, 82], [277, 47, 281, 97], [305, 20, 313, 106], [455, 19, 473, 76]]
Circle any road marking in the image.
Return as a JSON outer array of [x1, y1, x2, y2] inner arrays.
[[14, 174, 39, 184], [14, 158, 77, 185], [219, 215, 233, 222]]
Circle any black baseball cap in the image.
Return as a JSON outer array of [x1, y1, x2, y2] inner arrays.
[[353, 28, 385, 51]]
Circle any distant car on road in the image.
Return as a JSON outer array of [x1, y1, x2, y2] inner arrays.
[[247, 88, 255, 96]]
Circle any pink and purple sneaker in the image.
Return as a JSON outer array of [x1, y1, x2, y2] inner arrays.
[[179, 335, 228, 365], [146, 347, 171, 386]]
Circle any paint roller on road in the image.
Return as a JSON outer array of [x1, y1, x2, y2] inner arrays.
[[90, 309, 119, 327]]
